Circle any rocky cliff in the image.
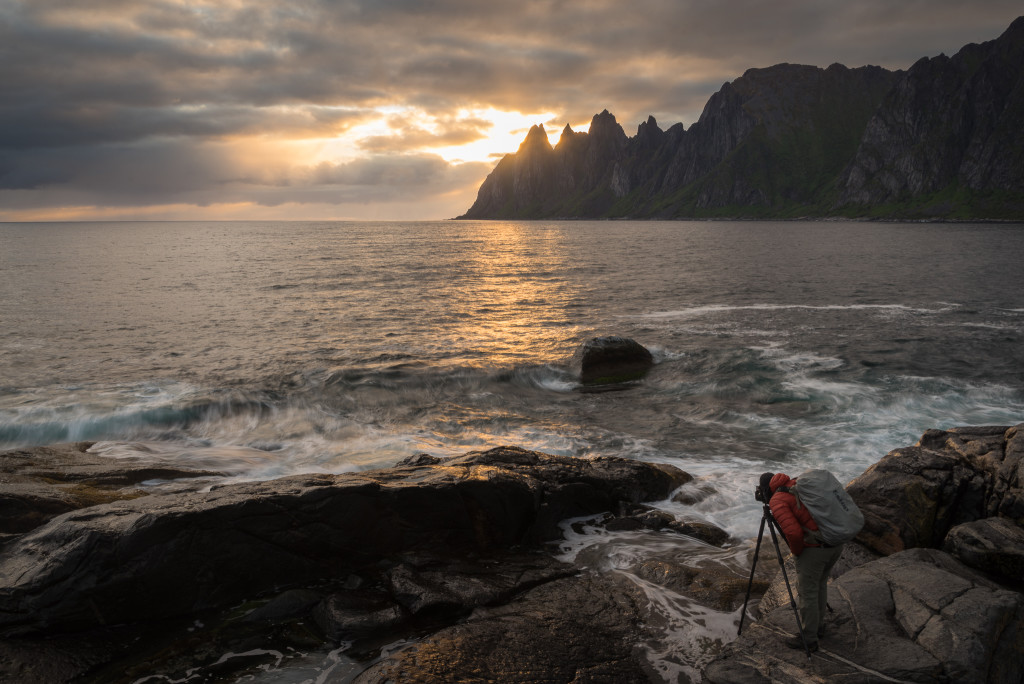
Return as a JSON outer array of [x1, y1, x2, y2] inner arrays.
[[459, 16, 1024, 221]]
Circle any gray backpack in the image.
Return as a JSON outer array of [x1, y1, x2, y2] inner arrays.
[[782, 469, 864, 546]]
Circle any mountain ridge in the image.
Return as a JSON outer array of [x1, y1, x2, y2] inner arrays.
[[458, 16, 1024, 221]]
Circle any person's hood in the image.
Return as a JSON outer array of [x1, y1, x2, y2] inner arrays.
[[769, 472, 792, 494]]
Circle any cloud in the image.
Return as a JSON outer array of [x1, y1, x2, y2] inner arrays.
[[357, 114, 493, 153], [0, 134, 488, 216], [1, 0, 1020, 219]]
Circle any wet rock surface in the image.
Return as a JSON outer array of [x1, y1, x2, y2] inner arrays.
[[353, 571, 652, 684], [703, 423, 1024, 684], [0, 445, 688, 635], [3, 425, 1021, 683], [0, 441, 223, 542], [0, 444, 695, 682]]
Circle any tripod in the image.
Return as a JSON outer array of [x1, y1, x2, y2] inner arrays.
[[738, 503, 814, 658]]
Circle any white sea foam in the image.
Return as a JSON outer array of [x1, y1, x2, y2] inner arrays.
[[130, 643, 363, 684], [556, 518, 757, 681], [638, 302, 958, 319], [945, 321, 1021, 331]]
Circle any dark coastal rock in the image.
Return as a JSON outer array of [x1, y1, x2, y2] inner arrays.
[[582, 495, 731, 549], [384, 554, 577, 616], [240, 588, 322, 624], [353, 571, 651, 684], [704, 423, 1024, 684], [6, 426, 1022, 683], [571, 335, 654, 385], [310, 553, 581, 652], [0, 441, 224, 541], [846, 424, 1024, 581], [672, 481, 719, 505], [943, 516, 1024, 583], [633, 555, 763, 613], [667, 519, 731, 547], [707, 548, 1024, 684], [0, 446, 688, 635], [313, 590, 405, 640]]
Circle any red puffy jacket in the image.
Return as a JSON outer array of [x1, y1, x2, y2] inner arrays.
[[768, 472, 820, 556]]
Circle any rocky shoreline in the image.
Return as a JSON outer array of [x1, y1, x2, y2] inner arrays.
[[705, 424, 1024, 684], [1, 425, 1022, 682]]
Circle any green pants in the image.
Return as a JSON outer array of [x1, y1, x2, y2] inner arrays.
[[795, 544, 844, 642]]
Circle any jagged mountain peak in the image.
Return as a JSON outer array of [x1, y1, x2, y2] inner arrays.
[[458, 16, 1024, 221], [517, 124, 552, 154], [638, 115, 660, 133], [589, 109, 621, 130]]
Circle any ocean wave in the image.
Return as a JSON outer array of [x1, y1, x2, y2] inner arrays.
[[0, 383, 273, 450], [638, 303, 959, 319]]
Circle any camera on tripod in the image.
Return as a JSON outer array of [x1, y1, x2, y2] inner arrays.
[[754, 471, 775, 503], [739, 469, 812, 654], [755, 483, 769, 503]]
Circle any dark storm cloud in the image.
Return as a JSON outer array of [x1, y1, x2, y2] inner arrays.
[[0, 138, 488, 210], [0, 102, 374, 150], [1, 0, 1020, 218]]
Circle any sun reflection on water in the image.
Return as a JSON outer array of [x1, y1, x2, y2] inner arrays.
[[434, 221, 586, 368]]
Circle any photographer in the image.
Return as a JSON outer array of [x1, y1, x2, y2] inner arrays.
[[760, 471, 844, 653]]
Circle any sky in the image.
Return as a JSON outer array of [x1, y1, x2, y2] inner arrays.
[[1, 1, 1021, 222]]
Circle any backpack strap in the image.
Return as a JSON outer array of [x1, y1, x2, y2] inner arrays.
[[776, 484, 803, 511]]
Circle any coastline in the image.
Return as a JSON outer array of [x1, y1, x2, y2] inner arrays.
[[2, 424, 1022, 682], [450, 215, 1024, 223]]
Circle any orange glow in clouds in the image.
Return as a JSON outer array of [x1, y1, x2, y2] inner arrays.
[[307, 107, 576, 167]]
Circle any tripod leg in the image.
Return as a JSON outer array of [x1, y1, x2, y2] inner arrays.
[[767, 519, 813, 658], [737, 515, 768, 636]]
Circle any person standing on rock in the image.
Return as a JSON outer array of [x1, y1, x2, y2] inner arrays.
[[765, 472, 844, 652]]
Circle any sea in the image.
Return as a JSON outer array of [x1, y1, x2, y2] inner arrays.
[[2, 219, 1023, 682]]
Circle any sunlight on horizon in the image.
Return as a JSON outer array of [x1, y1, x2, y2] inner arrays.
[[308, 106, 587, 166], [431, 108, 582, 163], [0, 106, 593, 222]]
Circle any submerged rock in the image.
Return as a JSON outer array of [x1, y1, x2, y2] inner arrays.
[[570, 336, 654, 385]]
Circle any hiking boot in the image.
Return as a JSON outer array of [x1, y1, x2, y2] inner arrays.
[[785, 635, 819, 652]]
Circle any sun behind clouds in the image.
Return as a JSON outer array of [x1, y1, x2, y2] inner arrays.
[[428, 108, 570, 163], [305, 107, 571, 167]]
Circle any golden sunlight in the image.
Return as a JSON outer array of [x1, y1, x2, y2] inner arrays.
[[429, 108, 562, 163], [304, 107, 577, 167]]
